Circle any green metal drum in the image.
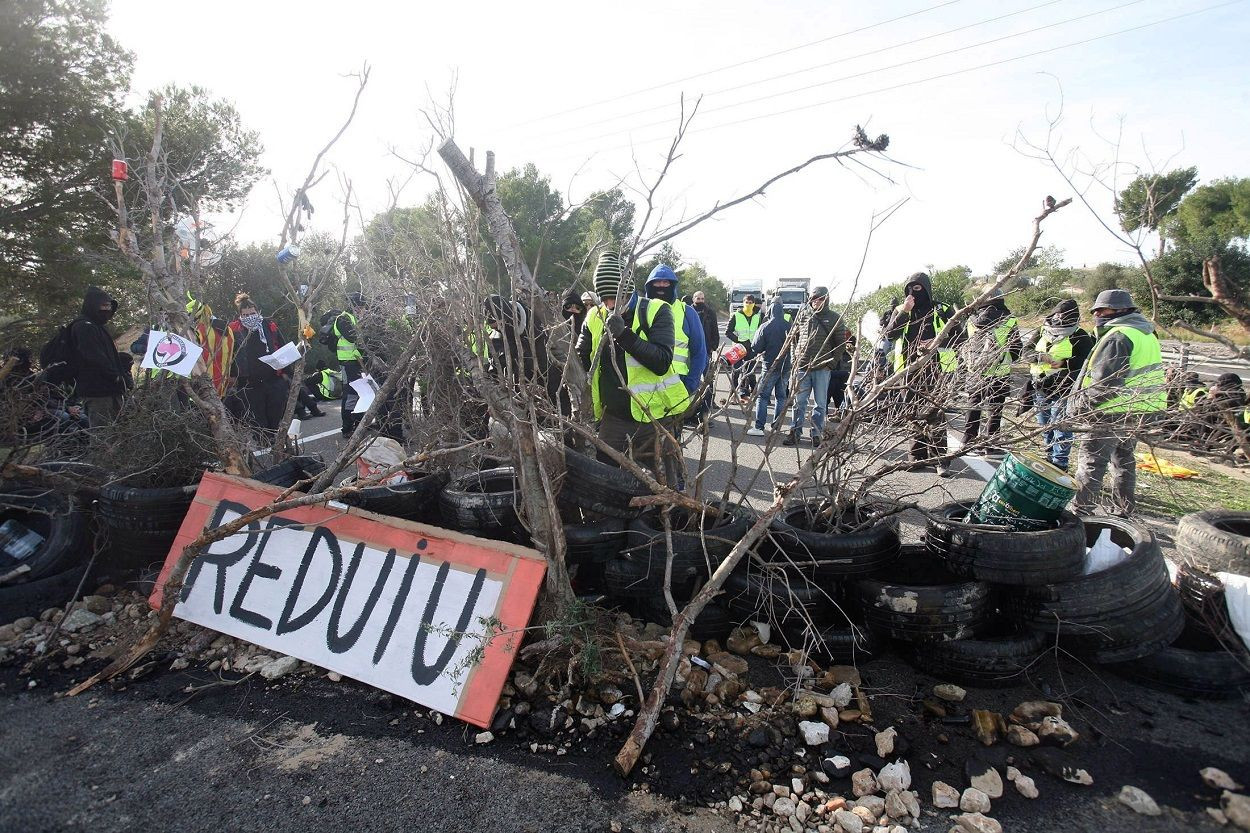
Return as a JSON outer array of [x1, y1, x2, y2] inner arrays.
[[972, 452, 1077, 528]]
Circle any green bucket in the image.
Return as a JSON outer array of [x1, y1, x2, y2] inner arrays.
[[972, 452, 1077, 528]]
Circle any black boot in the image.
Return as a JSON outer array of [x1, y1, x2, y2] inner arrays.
[[782, 429, 798, 447]]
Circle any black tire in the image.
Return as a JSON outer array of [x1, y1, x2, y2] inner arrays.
[[637, 575, 736, 641], [604, 556, 658, 599], [908, 619, 1047, 687], [1001, 517, 1185, 662], [1109, 620, 1250, 699], [0, 489, 90, 582], [341, 469, 449, 524], [792, 622, 883, 665], [925, 501, 1086, 586], [1177, 510, 1250, 572], [97, 481, 199, 573], [1176, 564, 1245, 651], [766, 499, 901, 578], [250, 456, 326, 489], [559, 448, 649, 519], [854, 546, 990, 643], [564, 516, 627, 566], [627, 500, 753, 578], [722, 569, 836, 630], [0, 561, 96, 622], [438, 467, 521, 533]]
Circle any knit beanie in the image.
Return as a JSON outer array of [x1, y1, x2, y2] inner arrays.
[[593, 251, 633, 300]]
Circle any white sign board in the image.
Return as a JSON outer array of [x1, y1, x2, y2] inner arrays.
[[140, 329, 204, 377]]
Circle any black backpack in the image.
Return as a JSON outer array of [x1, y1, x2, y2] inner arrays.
[[317, 309, 343, 349], [39, 319, 82, 387]]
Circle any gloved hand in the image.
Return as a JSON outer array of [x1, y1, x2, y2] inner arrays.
[[606, 314, 626, 338]]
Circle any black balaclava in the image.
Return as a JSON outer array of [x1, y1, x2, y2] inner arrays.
[[647, 281, 675, 303], [904, 272, 933, 315], [81, 286, 117, 326]]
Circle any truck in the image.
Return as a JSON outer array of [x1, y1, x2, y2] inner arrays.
[[773, 277, 811, 317], [727, 279, 764, 314]]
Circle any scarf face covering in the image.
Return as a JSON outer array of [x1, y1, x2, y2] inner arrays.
[[1044, 322, 1079, 340], [240, 312, 264, 331]]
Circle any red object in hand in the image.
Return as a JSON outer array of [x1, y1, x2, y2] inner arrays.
[[111, 159, 128, 181]]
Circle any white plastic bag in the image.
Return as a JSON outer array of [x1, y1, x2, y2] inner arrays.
[[355, 437, 410, 486], [1215, 572, 1250, 654], [1083, 528, 1131, 575]]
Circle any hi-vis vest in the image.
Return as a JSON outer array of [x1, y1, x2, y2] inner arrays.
[[1179, 387, 1208, 411], [334, 312, 362, 362], [588, 298, 686, 423], [1030, 332, 1074, 380], [316, 369, 341, 399], [966, 316, 1018, 378], [893, 309, 957, 373], [669, 301, 690, 378], [731, 310, 761, 343], [1081, 325, 1167, 413]]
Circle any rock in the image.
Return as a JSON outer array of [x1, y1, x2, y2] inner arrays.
[[325, 671, 343, 682], [1011, 700, 1061, 723], [702, 638, 721, 655], [1037, 715, 1079, 746], [60, 608, 102, 633], [921, 699, 947, 719], [875, 727, 898, 757], [749, 780, 773, 795], [855, 795, 885, 817], [728, 796, 744, 813], [883, 790, 909, 820], [878, 761, 911, 792], [81, 595, 111, 614], [1208, 807, 1230, 826], [259, 655, 299, 680], [933, 780, 960, 808], [821, 706, 841, 728], [1006, 724, 1039, 747], [825, 665, 862, 686], [728, 626, 763, 656], [965, 760, 1003, 798], [752, 643, 782, 659], [774, 784, 792, 798], [933, 683, 966, 702], [474, 731, 494, 744], [839, 709, 862, 722], [792, 777, 806, 796], [1117, 785, 1160, 816], [797, 697, 820, 719], [954, 812, 1002, 833], [1204, 768, 1244, 792], [513, 672, 538, 697], [1222, 791, 1250, 830], [829, 682, 855, 708], [0, 624, 18, 645], [800, 720, 830, 746], [900, 789, 920, 819], [1013, 774, 1039, 799], [851, 768, 878, 797], [681, 639, 702, 657], [795, 800, 812, 824], [823, 755, 853, 779], [748, 727, 770, 748], [832, 809, 864, 833], [971, 710, 1006, 746], [849, 805, 876, 826], [773, 797, 797, 818], [959, 788, 991, 813], [709, 652, 749, 678], [13, 616, 36, 632], [685, 667, 709, 694]]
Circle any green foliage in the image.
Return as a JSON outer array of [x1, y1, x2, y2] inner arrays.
[[1150, 243, 1250, 325], [1166, 177, 1250, 253], [634, 242, 727, 307], [1116, 167, 1198, 235], [362, 198, 447, 285], [990, 244, 1065, 278], [842, 266, 972, 333]]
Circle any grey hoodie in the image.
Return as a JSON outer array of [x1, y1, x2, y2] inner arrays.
[[1070, 311, 1159, 414]]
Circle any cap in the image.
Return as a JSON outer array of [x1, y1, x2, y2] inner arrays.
[[1090, 289, 1134, 311], [810, 285, 830, 300], [581, 290, 598, 305]]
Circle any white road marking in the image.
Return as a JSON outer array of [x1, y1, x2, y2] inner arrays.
[[251, 426, 342, 459]]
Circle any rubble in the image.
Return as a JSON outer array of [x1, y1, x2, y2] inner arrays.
[[259, 655, 300, 680], [1117, 785, 1161, 816], [875, 726, 898, 757], [1222, 791, 1250, 830], [799, 720, 829, 745], [1006, 724, 1039, 747], [877, 761, 911, 792], [965, 760, 1003, 798], [851, 768, 878, 797], [953, 812, 1003, 833], [932, 781, 961, 808], [1204, 768, 1244, 792], [960, 787, 992, 813], [933, 683, 966, 702]]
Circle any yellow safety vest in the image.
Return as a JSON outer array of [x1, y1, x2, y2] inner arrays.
[[1179, 387, 1208, 411], [893, 309, 957, 373], [1081, 325, 1167, 413], [669, 301, 690, 377], [334, 312, 362, 362], [588, 299, 686, 423], [966, 316, 1018, 378], [1030, 333, 1074, 379], [731, 310, 761, 343], [316, 369, 339, 398]]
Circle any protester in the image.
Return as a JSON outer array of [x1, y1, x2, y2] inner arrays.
[[1028, 299, 1094, 471], [1196, 372, 1248, 451], [1070, 289, 1166, 516], [562, 291, 587, 334], [484, 294, 559, 401], [330, 292, 367, 438], [227, 294, 290, 435], [576, 251, 680, 478], [688, 290, 719, 423], [305, 362, 342, 401], [959, 289, 1021, 455], [725, 294, 762, 402], [68, 286, 132, 427], [783, 286, 847, 448], [186, 294, 235, 398], [883, 273, 960, 473], [644, 264, 707, 404], [746, 299, 792, 437]]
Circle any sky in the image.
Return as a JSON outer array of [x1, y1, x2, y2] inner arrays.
[[107, 0, 1250, 300]]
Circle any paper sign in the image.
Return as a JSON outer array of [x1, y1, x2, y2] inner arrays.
[[350, 374, 379, 414], [258, 341, 304, 371], [140, 330, 204, 377], [150, 474, 546, 727]]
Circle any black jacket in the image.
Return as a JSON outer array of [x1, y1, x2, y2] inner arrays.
[[69, 286, 130, 397], [793, 303, 847, 371], [884, 273, 959, 365], [229, 318, 286, 382], [750, 301, 793, 375], [692, 302, 719, 356], [576, 297, 674, 420]]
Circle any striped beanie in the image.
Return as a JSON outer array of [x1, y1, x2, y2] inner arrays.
[[593, 250, 633, 300]]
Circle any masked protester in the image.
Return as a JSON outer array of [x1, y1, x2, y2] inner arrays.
[[959, 289, 1022, 456], [782, 286, 848, 447], [1069, 289, 1166, 515], [228, 294, 291, 436], [726, 294, 762, 401], [688, 290, 719, 422], [68, 286, 132, 426], [330, 292, 368, 437], [562, 291, 587, 334], [1028, 299, 1094, 470], [746, 299, 792, 436], [883, 272, 960, 474], [643, 264, 706, 486]]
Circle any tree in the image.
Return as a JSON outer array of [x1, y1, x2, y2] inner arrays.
[[1116, 167, 1198, 257], [990, 245, 1065, 278], [0, 0, 134, 333], [633, 242, 726, 306], [1166, 177, 1250, 253]]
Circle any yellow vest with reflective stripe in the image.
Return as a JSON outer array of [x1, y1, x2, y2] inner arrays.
[[893, 310, 957, 373], [589, 299, 686, 423], [967, 316, 1017, 377], [669, 301, 690, 377], [731, 310, 761, 343], [1030, 333, 1074, 379], [334, 312, 362, 362], [1179, 387, 1208, 411], [1081, 325, 1166, 413]]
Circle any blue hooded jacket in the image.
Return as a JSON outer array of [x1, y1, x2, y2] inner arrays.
[[751, 300, 792, 376], [645, 264, 707, 393]]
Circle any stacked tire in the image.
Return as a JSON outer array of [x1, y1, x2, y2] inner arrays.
[[438, 467, 526, 543], [342, 469, 449, 525], [559, 448, 648, 519], [97, 480, 199, 573], [0, 489, 95, 621]]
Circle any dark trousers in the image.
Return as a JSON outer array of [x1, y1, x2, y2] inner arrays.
[[825, 369, 850, 413], [296, 386, 322, 416], [598, 411, 662, 479], [961, 377, 1012, 446], [237, 376, 290, 433], [341, 360, 363, 437], [906, 363, 949, 464], [729, 350, 757, 397]]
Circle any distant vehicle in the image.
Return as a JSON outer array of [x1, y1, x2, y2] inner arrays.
[[727, 280, 764, 313], [773, 277, 811, 316]]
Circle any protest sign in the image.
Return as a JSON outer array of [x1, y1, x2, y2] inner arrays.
[[139, 330, 204, 377]]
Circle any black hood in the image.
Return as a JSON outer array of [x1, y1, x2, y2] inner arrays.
[[81, 286, 118, 325], [904, 272, 933, 307], [973, 297, 1010, 327], [1046, 298, 1080, 327]]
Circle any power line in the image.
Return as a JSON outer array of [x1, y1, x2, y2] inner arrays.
[[499, 0, 967, 131], [528, 0, 1149, 155], [512, 0, 1068, 141], [547, 0, 1242, 162]]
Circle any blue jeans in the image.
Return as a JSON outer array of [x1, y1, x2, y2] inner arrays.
[[1034, 389, 1073, 470], [792, 368, 832, 437], [754, 365, 790, 429]]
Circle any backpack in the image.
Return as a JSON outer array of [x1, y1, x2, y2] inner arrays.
[[317, 309, 342, 348], [39, 319, 82, 387]]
